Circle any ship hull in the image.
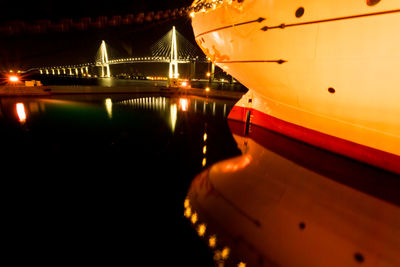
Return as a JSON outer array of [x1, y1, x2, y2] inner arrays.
[[191, 0, 400, 174]]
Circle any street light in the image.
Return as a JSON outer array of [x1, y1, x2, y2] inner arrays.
[[9, 75, 19, 82]]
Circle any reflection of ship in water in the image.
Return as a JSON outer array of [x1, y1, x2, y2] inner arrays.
[[185, 122, 400, 266]]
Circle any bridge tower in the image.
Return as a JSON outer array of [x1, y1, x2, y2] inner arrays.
[[100, 40, 111, 78], [169, 26, 179, 79]]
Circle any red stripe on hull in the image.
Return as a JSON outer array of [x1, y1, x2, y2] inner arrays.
[[228, 106, 400, 175]]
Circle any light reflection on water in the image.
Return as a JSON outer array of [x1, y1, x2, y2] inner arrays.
[[112, 96, 228, 133], [0, 94, 240, 266]]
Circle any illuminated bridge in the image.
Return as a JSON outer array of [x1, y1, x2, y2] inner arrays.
[[38, 26, 208, 79]]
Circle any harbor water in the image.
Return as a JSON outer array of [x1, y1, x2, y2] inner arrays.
[[1, 85, 399, 266], [0, 93, 239, 265]]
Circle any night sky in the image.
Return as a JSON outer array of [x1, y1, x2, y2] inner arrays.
[[1, 0, 193, 22], [0, 0, 196, 71]]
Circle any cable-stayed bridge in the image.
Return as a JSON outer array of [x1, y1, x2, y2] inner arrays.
[[38, 26, 207, 79]]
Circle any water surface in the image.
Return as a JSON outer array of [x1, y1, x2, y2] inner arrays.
[[0, 94, 240, 265]]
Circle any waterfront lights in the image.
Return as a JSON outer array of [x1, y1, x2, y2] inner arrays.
[[8, 75, 19, 83], [205, 87, 210, 92]]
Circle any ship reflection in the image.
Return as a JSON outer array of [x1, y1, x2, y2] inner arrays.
[[185, 121, 400, 266]]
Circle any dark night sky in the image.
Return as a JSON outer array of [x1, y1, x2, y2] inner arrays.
[[1, 0, 193, 22], [0, 0, 196, 71]]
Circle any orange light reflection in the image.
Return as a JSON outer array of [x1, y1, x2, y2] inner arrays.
[[179, 98, 189, 112], [16, 103, 26, 123], [220, 155, 252, 173]]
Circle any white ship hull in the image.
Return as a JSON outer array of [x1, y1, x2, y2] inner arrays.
[[190, 0, 400, 174]]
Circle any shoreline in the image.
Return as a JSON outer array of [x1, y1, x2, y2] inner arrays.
[[0, 85, 246, 101]]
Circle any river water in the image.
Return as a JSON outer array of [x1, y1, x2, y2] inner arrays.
[[0, 93, 239, 265], [2, 88, 399, 266]]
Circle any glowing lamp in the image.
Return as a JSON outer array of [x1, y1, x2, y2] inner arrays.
[[184, 199, 190, 208], [181, 81, 188, 87], [184, 207, 192, 218], [197, 224, 206, 236], [221, 247, 230, 259], [206, 72, 211, 77], [9, 75, 19, 82], [205, 87, 210, 92], [209, 235, 217, 248], [190, 213, 198, 224]]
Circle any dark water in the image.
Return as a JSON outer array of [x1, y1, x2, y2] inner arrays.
[[0, 94, 240, 265]]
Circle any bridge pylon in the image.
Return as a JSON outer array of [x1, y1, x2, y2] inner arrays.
[[169, 26, 179, 79], [99, 40, 111, 78]]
